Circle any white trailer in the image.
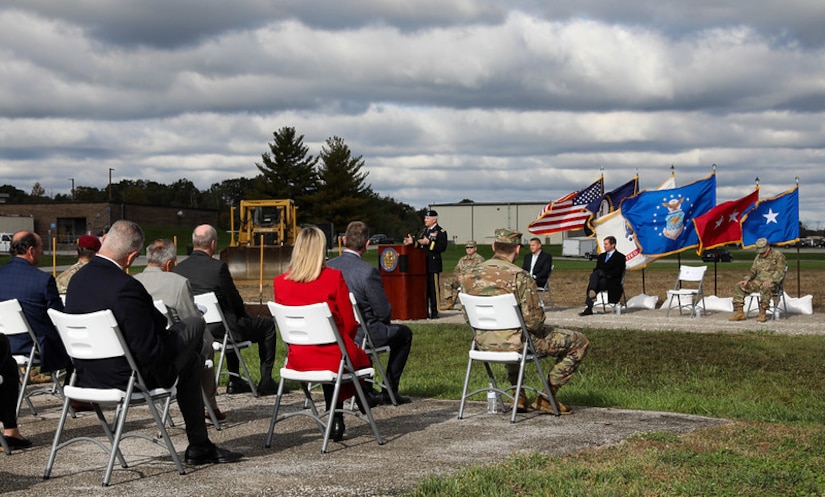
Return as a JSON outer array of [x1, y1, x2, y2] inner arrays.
[[562, 237, 597, 259]]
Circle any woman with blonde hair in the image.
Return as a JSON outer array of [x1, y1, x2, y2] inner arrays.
[[272, 225, 370, 441]]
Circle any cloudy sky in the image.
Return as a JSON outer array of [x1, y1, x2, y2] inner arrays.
[[1, 1, 824, 227]]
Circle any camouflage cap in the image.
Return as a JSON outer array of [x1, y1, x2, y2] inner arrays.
[[755, 237, 769, 253], [494, 228, 522, 244], [465, 240, 477, 248]]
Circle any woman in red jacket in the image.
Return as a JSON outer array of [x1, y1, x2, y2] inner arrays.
[[273, 225, 370, 441]]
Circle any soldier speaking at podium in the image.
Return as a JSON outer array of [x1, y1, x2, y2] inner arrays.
[[404, 210, 448, 319]]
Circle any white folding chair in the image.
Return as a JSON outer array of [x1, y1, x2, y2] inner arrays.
[[194, 292, 258, 397], [457, 292, 558, 422], [153, 299, 221, 430], [0, 374, 10, 455], [0, 299, 65, 417], [666, 265, 708, 317], [349, 292, 397, 407], [45, 309, 184, 486], [265, 301, 384, 453], [596, 269, 627, 315]]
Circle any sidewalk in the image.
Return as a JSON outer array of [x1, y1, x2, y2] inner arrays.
[[428, 303, 823, 336]]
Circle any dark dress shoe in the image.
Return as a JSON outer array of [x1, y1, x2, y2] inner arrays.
[[382, 391, 412, 405], [226, 380, 252, 394], [3, 435, 33, 449], [365, 389, 383, 408], [579, 307, 594, 316], [184, 444, 243, 465], [205, 408, 227, 422], [256, 379, 279, 396], [330, 416, 345, 442], [70, 400, 94, 412]]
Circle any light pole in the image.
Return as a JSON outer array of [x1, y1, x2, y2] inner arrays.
[[70, 178, 74, 200], [108, 168, 114, 201]]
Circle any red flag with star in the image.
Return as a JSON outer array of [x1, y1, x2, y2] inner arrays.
[[692, 188, 758, 254]]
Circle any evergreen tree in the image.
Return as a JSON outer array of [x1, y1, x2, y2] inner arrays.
[[256, 126, 319, 222], [315, 136, 372, 230]]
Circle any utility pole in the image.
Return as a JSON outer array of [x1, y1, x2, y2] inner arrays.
[[108, 168, 114, 201]]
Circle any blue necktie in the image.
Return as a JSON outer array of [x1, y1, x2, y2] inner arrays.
[[605, 252, 611, 262]]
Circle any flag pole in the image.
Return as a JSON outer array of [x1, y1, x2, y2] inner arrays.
[[796, 176, 800, 296]]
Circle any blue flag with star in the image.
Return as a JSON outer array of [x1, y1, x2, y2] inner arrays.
[[741, 186, 799, 248], [622, 173, 716, 256]]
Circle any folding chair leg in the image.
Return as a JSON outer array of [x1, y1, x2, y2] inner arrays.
[[44, 398, 74, 479], [264, 380, 290, 448], [350, 378, 384, 447], [457, 356, 474, 420], [233, 348, 258, 397], [16, 362, 38, 418], [0, 430, 9, 455], [203, 387, 221, 431]]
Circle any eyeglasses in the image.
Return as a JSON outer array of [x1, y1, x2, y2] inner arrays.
[[465, 246, 475, 249]]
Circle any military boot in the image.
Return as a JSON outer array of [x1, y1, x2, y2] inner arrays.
[[533, 382, 572, 415], [729, 305, 746, 321], [512, 391, 530, 413], [756, 306, 769, 322]]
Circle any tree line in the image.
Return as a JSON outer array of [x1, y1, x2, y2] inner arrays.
[[0, 127, 423, 239]]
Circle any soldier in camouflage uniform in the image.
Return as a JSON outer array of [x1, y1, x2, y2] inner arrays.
[[729, 237, 787, 323], [441, 240, 486, 310], [55, 235, 100, 294], [461, 228, 589, 415]]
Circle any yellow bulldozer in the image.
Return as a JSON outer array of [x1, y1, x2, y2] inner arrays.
[[219, 199, 299, 284]]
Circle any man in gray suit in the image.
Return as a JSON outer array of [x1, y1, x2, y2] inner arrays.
[[134, 239, 223, 421], [328, 221, 413, 405]]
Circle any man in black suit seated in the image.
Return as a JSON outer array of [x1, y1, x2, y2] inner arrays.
[[64, 220, 242, 465], [327, 221, 413, 405], [521, 237, 553, 289], [173, 224, 279, 396], [579, 236, 626, 316]]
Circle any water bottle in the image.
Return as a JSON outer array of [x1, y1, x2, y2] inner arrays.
[[487, 384, 497, 413]]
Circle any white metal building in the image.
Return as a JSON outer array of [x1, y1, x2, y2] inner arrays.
[[428, 202, 587, 246]]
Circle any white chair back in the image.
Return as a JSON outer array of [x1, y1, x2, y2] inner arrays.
[[460, 293, 523, 331], [0, 299, 32, 337], [193, 292, 226, 327], [47, 309, 127, 361], [267, 301, 337, 346], [678, 265, 707, 282]]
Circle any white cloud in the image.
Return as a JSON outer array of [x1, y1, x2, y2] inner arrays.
[[0, 2, 823, 226]]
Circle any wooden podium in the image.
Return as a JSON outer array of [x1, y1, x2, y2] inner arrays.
[[379, 244, 427, 320]]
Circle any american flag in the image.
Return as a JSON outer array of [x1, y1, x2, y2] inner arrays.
[[528, 179, 603, 235]]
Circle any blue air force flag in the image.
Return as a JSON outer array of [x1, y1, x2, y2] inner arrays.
[[741, 187, 799, 248], [622, 173, 716, 256]]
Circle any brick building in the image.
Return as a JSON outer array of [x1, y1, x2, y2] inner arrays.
[[0, 202, 219, 248]]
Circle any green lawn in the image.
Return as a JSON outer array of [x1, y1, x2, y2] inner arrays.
[[233, 322, 825, 496]]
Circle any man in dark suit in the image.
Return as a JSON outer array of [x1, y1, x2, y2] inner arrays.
[[173, 224, 278, 396], [579, 236, 626, 316], [521, 237, 553, 289], [404, 210, 448, 319], [64, 220, 241, 465], [0, 231, 70, 375], [328, 221, 413, 405]]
